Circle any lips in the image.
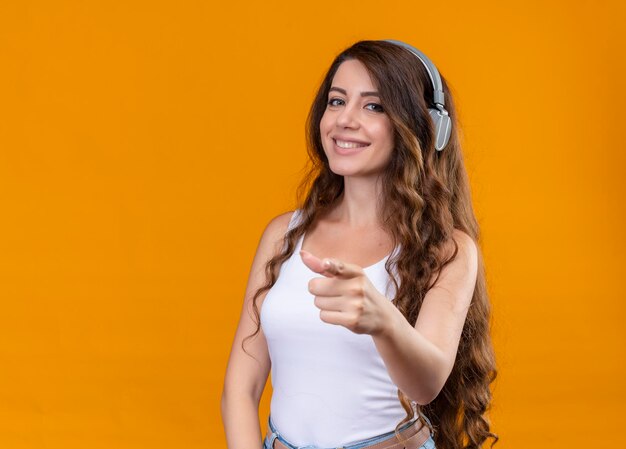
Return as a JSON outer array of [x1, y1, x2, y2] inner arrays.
[[335, 140, 367, 150], [332, 136, 370, 147], [331, 134, 370, 145], [332, 138, 369, 155]]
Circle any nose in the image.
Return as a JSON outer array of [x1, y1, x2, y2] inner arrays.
[[336, 102, 360, 128]]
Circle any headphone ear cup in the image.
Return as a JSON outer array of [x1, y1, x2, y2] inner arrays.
[[429, 108, 452, 151]]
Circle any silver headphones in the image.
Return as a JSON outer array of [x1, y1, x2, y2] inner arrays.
[[382, 39, 452, 151]]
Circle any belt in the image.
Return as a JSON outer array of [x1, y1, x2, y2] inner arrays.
[[267, 418, 432, 449]]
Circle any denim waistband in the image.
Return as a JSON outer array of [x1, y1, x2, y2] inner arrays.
[[265, 414, 433, 449]]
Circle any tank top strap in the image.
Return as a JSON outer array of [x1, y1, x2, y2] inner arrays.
[[287, 209, 303, 232], [278, 209, 303, 255]]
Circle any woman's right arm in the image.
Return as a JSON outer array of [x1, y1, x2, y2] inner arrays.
[[221, 211, 295, 449]]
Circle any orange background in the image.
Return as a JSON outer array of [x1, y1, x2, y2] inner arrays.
[[0, 1, 624, 448]]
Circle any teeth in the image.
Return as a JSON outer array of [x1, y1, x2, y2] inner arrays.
[[335, 139, 368, 149]]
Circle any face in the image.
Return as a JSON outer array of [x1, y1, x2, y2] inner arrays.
[[320, 59, 394, 178]]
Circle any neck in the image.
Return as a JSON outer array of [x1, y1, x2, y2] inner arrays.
[[331, 174, 385, 230]]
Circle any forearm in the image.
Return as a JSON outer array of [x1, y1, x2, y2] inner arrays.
[[221, 392, 264, 449], [372, 303, 449, 405]]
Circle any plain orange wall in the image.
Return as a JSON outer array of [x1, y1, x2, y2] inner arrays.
[[0, 1, 624, 448]]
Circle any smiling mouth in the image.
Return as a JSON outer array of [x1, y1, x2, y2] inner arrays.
[[333, 138, 370, 149]]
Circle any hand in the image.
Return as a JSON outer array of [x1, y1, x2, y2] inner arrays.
[[300, 249, 393, 336]]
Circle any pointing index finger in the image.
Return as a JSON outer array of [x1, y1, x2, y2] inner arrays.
[[322, 257, 362, 279]]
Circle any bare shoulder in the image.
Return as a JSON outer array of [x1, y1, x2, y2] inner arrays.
[[450, 228, 478, 262], [243, 210, 297, 305], [445, 228, 479, 289], [254, 210, 297, 266], [261, 210, 297, 245], [432, 228, 478, 291]]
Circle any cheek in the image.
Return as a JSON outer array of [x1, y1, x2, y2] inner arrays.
[[319, 113, 332, 135], [372, 122, 394, 146], [319, 116, 332, 155]]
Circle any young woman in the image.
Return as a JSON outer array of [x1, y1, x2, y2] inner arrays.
[[221, 39, 498, 449]]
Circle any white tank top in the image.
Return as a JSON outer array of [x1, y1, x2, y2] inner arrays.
[[260, 209, 407, 447]]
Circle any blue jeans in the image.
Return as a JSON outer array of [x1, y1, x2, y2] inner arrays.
[[262, 414, 436, 449]]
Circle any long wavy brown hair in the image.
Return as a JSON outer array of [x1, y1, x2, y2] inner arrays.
[[244, 40, 499, 449]]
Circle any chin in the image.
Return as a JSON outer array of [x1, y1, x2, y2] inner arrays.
[[327, 161, 364, 177]]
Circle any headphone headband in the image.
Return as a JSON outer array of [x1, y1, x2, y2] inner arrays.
[[381, 39, 452, 151]]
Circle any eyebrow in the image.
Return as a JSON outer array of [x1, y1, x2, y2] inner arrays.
[[329, 86, 380, 98]]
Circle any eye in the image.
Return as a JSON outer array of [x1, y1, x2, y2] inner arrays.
[[327, 98, 344, 107], [366, 103, 385, 113]]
